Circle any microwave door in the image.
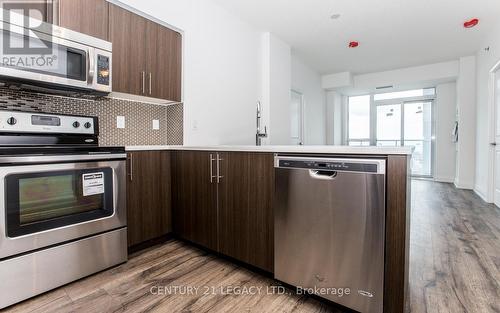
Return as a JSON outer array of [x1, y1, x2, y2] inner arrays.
[[0, 25, 90, 90]]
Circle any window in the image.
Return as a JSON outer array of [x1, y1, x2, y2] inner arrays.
[[347, 95, 370, 146], [346, 88, 435, 177], [374, 88, 435, 101]]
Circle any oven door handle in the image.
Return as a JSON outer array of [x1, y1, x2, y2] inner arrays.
[[0, 153, 127, 164]]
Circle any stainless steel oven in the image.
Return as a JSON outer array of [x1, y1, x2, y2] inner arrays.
[[0, 154, 126, 259], [0, 110, 126, 309], [0, 8, 111, 95]]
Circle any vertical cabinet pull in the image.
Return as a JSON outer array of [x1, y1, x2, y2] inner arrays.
[[141, 71, 146, 94], [129, 154, 133, 181], [149, 72, 152, 95], [210, 154, 217, 183], [216, 154, 223, 183]]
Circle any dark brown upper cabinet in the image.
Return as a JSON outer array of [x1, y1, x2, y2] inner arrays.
[[56, 0, 109, 41], [2, 0, 51, 22], [7, 1, 108, 39], [146, 21, 182, 101], [109, 4, 182, 102], [109, 4, 147, 96]]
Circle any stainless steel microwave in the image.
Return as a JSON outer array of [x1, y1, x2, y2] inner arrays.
[[0, 9, 111, 95]]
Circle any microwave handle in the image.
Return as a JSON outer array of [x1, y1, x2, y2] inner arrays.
[[87, 49, 95, 84]]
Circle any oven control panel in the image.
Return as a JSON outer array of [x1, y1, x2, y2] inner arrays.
[[0, 111, 96, 135]]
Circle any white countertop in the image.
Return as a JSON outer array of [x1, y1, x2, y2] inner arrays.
[[125, 145, 413, 155]]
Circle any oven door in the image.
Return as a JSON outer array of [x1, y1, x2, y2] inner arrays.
[[0, 156, 126, 259]]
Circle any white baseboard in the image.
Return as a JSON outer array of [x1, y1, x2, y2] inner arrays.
[[454, 181, 474, 190], [474, 185, 493, 203], [434, 176, 455, 183]]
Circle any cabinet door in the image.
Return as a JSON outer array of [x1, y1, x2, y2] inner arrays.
[[146, 23, 182, 102], [109, 4, 146, 95], [171, 151, 218, 250], [1, 1, 51, 22], [218, 152, 274, 272], [247, 153, 274, 272], [218, 152, 249, 262], [58, 0, 109, 40], [126, 151, 171, 247]]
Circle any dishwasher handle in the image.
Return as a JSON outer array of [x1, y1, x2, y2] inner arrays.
[[309, 170, 338, 180]]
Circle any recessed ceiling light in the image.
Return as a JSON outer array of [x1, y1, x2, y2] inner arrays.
[[330, 13, 341, 20]]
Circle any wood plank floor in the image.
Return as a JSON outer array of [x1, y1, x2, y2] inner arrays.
[[1, 243, 338, 313], [409, 180, 500, 313], [2, 180, 500, 313]]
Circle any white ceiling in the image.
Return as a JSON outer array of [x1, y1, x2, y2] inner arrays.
[[213, 0, 500, 74]]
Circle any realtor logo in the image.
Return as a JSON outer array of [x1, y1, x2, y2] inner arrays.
[[0, 1, 58, 70]]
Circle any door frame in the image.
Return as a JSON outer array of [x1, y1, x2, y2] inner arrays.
[[291, 89, 305, 145], [487, 60, 500, 204]]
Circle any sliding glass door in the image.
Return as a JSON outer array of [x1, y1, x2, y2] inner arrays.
[[376, 104, 402, 146], [403, 101, 432, 176], [375, 101, 433, 176], [347, 88, 435, 177]]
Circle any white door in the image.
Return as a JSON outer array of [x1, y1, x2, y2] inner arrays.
[[290, 90, 304, 145], [494, 70, 500, 207]]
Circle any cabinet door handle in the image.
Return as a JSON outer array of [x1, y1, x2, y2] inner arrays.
[[141, 71, 146, 94], [149, 72, 152, 95], [210, 154, 217, 183], [216, 154, 223, 183], [128, 154, 133, 181]]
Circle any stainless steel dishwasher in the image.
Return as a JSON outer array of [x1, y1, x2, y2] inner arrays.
[[274, 155, 386, 313]]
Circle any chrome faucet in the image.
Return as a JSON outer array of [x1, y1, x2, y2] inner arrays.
[[256, 101, 268, 146]]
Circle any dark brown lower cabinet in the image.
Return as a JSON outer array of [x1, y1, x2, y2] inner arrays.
[[218, 152, 274, 272], [171, 151, 218, 251], [171, 150, 274, 272], [126, 151, 171, 247]]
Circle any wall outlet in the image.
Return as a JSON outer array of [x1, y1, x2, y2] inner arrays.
[[153, 119, 160, 130], [117, 116, 125, 129]]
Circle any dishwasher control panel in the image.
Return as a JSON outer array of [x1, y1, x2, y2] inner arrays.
[[275, 156, 386, 174]]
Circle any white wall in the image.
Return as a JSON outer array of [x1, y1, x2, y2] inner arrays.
[[434, 82, 457, 183], [455, 56, 477, 189], [353, 61, 459, 90], [325, 91, 343, 145], [261, 33, 291, 145], [323, 64, 461, 182], [322, 60, 460, 94], [291, 54, 326, 145], [322, 72, 352, 89], [474, 22, 500, 201], [116, 0, 262, 145]]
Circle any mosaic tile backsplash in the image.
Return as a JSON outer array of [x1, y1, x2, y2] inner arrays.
[[0, 86, 183, 146]]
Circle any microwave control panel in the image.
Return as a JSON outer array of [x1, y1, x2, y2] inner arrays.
[[97, 55, 110, 86]]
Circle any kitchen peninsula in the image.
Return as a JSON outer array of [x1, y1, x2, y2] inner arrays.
[[124, 145, 412, 313]]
